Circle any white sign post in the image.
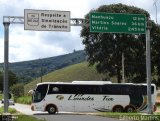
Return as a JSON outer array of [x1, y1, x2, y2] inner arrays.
[[24, 9, 70, 31]]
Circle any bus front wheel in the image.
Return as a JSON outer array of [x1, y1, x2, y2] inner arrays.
[[112, 105, 124, 112], [47, 105, 57, 114]]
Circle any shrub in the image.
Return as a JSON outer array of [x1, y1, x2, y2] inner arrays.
[[15, 96, 32, 104], [10, 83, 24, 97]]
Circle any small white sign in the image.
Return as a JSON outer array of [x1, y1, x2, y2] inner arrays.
[[24, 9, 70, 31]]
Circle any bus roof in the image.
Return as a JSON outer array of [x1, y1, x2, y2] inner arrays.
[[36, 81, 156, 86], [36, 81, 112, 86], [72, 81, 112, 84]]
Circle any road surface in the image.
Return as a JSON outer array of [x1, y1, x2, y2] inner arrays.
[[1, 103, 128, 121]]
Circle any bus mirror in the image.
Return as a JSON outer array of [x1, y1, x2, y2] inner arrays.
[[28, 90, 34, 95]]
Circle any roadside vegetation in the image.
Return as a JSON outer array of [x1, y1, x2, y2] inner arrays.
[[15, 115, 46, 121], [0, 94, 2, 100], [0, 107, 45, 121], [0, 106, 17, 114], [15, 96, 32, 105]]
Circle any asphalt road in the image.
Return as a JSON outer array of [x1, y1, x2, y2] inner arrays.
[[0, 103, 128, 121], [33, 113, 125, 121]]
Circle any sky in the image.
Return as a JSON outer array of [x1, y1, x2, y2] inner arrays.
[[0, 0, 160, 63]]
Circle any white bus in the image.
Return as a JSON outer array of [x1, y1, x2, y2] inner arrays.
[[30, 81, 157, 114]]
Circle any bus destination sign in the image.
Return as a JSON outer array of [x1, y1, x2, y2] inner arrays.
[[24, 9, 70, 31], [90, 12, 146, 34]]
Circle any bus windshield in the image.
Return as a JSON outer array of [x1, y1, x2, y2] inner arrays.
[[33, 84, 48, 103]]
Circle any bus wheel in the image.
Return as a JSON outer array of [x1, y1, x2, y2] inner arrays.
[[124, 105, 136, 112], [112, 105, 124, 112], [47, 105, 57, 114]]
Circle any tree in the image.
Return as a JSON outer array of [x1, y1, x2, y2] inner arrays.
[[0, 70, 18, 91], [8, 70, 18, 87], [150, 24, 160, 85], [0, 71, 3, 91], [81, 4, 160, 84]]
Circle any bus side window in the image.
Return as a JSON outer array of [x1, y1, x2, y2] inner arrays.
[[98, 86, 102, 93], [48, 85, 60, 94], [60, 85, 72, 94], [124, 87, 131, 95], [52, 87, 59, 92], [74, 85, 85, 94], [92, 86, 99, 94]]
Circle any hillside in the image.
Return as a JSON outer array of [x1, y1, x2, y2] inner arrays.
[[0, 50, 86, 84], [24, 61, 114, 94]]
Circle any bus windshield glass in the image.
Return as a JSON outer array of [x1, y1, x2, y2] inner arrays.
[[33, 84, 48, 103]]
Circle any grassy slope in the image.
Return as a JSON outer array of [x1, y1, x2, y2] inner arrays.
[[24, 61, 114, 94]]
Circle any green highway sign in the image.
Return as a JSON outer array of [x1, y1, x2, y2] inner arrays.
[[90, 12, 146, 34]]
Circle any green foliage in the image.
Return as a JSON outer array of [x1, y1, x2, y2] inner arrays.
[[81, 3, 160, 84], [8, 70, 19, 86], [0, 107, 17, 114], [0, 94, 2, 100], [15, 96, 32, 104], [0, 70, 18, 91], [0, 71, 2, 90], [24, 62, 112, 94], [15, 115, 46, 121], [10, 83, 24, 97]]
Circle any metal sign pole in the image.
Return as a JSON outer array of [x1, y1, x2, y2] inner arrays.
[[3, 22, 10, 113], [146, 20, 152, 114], [122, 53, 125, 83]]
